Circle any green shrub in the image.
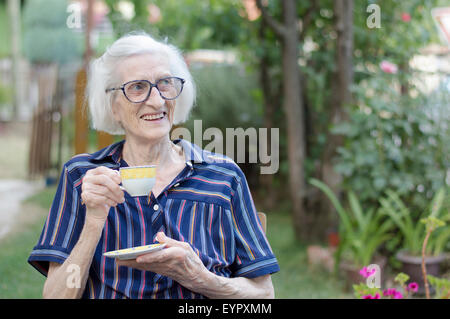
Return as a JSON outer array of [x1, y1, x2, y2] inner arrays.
[[23, 0, 82, 64], [379, 188, 450, 256], [309, 178, 394, 268], [185, 64, 263, 131], [333, 75, 449, 212]]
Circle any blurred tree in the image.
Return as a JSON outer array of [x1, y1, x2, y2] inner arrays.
[[7, 0, 21, 119], [105, 0, 245, 50], [23, 0, 81, 178], [317, 0, 354, 241], [332, 0, 450, 220], [22, 0, 81, 64], [254, 17, 281, 210], [249, 0, 448, 242], [333, 76, 450, 210], [256, 0, 308, 242]]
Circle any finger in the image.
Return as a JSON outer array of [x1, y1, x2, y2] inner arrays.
[[82, 192, 117, 208], [119, 185, 128, 194], [136, 247, 174, 264], [116, 259, 141, 269], [89, 166, 122, 184], [156, 232, 191, 250], [84, 183, 124, 204], [82, 183, 122, 207], [135, 252, 158, 264], [84, 174, 124, 201]]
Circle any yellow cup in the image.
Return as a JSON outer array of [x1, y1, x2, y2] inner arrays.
[[120, 165, 157, 197]]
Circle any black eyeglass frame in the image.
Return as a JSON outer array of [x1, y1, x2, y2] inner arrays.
[[105, 76, 186, 103]]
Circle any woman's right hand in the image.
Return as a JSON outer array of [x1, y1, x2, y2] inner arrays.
[[81, 166, 125, 223]]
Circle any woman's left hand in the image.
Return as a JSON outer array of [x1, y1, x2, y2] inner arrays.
[[116, 232, 209, 290]]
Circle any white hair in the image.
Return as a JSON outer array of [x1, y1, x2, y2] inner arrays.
[[86, 32, 196, 135]]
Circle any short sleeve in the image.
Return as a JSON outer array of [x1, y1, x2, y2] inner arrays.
[[229, 165, 280, 278], [28, 163, 85, 276]]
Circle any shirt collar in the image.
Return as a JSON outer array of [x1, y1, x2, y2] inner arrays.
[[173, 139, 207, 165], [89, 139, 207, 166], [90, 140, 125, 164]]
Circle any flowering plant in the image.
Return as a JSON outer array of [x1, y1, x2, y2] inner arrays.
[[309, 178, 394, 269], [380, 60, 398, 74], [353, 269, 419, 299], [427, 275, 450, 299], [379, 188, 449, 257], [401, 12, 411, 22]]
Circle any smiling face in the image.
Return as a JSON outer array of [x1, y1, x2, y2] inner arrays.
[[111, 53, 176, 143]]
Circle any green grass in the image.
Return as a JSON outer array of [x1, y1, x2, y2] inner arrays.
[[0, 186, 351, 298], [0, 186, 56, 299], [0, 215, 46, 298], [23, 186, 57, 210], [266, 212, 351, 298]]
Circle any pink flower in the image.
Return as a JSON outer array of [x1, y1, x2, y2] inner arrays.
[[383, 288, 403, 299], [380, 61, 398, 74], [362, 293, 380, 299], [383, 289, 392, 296], [359, 266, 377, 278], [401, 13, 411, 22], [407, 282, 419, 293], [359, 267, 369, 277], [393, 291, 404, 299]]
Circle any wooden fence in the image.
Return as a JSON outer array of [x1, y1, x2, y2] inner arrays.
[[28, 66, 114, 179], [28, 64, 58, 178]]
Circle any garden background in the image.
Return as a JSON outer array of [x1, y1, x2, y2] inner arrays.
[[0, 0, 449, 299]]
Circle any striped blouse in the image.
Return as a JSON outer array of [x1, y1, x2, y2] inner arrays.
[[28, 139, 280, 299]]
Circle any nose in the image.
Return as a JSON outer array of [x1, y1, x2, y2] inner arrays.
[[144, 85, 165, 108]]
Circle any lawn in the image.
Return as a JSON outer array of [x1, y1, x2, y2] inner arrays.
[[266, 212, 351, 298], [0, 187, 56, 298], [0, 186, 351, 299]]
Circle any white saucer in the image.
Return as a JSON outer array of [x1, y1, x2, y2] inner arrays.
[[103, 243, 167, 260]]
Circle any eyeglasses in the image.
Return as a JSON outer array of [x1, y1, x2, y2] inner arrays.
[[105, 77, 185, 103]]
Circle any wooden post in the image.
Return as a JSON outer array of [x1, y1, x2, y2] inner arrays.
[[28, 64, 58, 178], [97, 131, 114, 149], [74, 69, 88, 155], [74, 68, 114, 155]]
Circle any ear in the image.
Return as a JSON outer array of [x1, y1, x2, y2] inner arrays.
[[110, 99, 122, 124]]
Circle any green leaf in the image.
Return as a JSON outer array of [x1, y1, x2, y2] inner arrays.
[[430, 188, 446, 219], [395, 273, 410, 286], [432, 227, 450, 256], [309, 179, 353, 234], [348, 192, 365, 231]]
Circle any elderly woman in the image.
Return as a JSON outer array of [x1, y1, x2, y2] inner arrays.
[[28, 32, 279, 299]]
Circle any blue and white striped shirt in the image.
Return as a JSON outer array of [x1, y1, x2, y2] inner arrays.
[[28, 139, 280, 299]]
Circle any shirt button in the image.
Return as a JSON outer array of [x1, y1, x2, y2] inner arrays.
[[153, 204, 159, 211]]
